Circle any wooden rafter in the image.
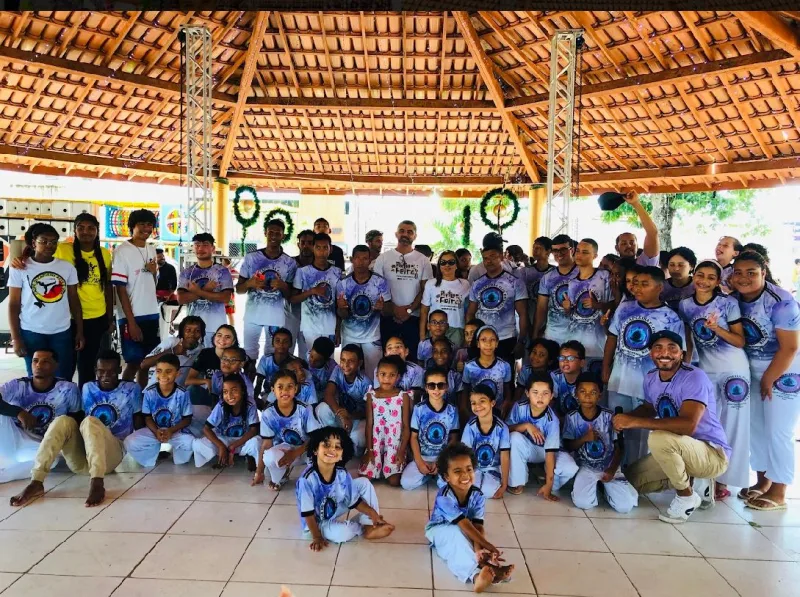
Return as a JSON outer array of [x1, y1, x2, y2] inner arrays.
[[219, 11, 269, 177], [139, 12, 195, 76], [478, 11, 549, 86], [735, 12, 800, 58], [5, 73, 51, 144], [113, 96, 171, 158], [78, 88, 136, 154], [56, 12, 90, 58], [101, 11, 143, 67], [454, 11, 540, 183]]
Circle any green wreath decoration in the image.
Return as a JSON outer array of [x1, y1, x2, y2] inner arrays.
[[233, 186, 261, 229], [264, 208, 294, 242], [480, 187, 520, 233], [461, 205, 472, 247]]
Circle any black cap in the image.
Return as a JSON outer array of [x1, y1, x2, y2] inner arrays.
[[482, 232, 504, 251], [598, 191, 626, 211], [648, 330, 684, 350]]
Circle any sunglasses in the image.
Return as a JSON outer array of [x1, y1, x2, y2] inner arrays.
[[439, 259, 457, 266], [558, 355, 580, 362], [425, 382, 448, 390]]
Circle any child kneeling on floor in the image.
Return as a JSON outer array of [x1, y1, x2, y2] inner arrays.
[[193, 374, 261, 469], [297, 426, 394, 551], [426, 442, 514, 593], [562, 373, 638, 513]]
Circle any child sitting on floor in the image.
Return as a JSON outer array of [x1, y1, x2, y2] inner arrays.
[[505, 372, 578, 498], [562, 373, 638, 513], [254, 369, 319, 490], [297, 426, 395, 551], [401, 367, 460, 490], [426, 442, 514, 592], [125, 354, 194, 468], [461, 384, 510, 499], [359, 356, 412, 485], [193, 374, 260, 469]]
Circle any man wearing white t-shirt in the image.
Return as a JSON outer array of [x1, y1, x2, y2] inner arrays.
[[111, 209, 160, 386], [614, 191, 661, 268], [373, 220, 432, 362]]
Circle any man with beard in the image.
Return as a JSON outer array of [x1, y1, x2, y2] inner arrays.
[[365, 230, 383, 269], [288, 229, 315, 355], [616, 331, 730, 524], [177, 233, 233, 347], [534, 234, 578, 345], [614, 192, 660, 267], [373, 221, 433, 362]]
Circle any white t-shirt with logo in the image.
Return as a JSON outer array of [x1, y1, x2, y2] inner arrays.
[[9, 258, 78, 334], [421, 278, 471, 329], [373, 249, 433, 316], [111, 241, 159, 319]]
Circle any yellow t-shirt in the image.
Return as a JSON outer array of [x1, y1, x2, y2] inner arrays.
[[54, 242, 112, 320]]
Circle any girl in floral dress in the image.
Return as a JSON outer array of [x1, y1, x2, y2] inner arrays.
[[359, 356, 412, 486]]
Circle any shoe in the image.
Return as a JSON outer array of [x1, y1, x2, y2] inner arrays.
[[693, 478, 715, 510], [659, 491, 702, 524]]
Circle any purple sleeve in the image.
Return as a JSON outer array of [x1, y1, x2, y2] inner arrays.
[[239, 253, 254, 279], [772, 300, 800, 332], [218, 267, 234, 291], [636, 252, 659, 267], [514, 275, 528, 301], [608, 307, 623, 337], [681, 368, 712, 408], [538, 271, 551, 297]]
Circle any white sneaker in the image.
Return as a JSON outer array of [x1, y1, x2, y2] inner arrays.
[[693, 478, 715, 510], [659, 491, 702, 524]]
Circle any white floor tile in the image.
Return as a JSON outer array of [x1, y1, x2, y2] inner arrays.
[[0, 473, 74, 497], [333, 588, 431, 597], [591, 518, 699, 556], [149, 461, 219, 475], [433, 547, 533, 593], [0, 497, 107, 531], [31, 531, 161, 576], [759, 526, 800, 560], [112, 578, 226, 597], [133, 534, 249, 581], [255, 504, 306, 540], [0, 530, 71, 572], [120, 474, 214, 501], [366, 507, 430, 544], [198, 474, 278, 504], [333, 542, 433, 588], [482, 511, 519, 548], [170, 500, 269, 537], [44, 473, 145, 499], [231, 538, 338, 584], [503, 491, 586, 517], [224, 583, 330, 597], [616, 553, 739, 597], [375, 483, 429, 510], [511, 514, 607, 552], [83, 498, 192, 533], [0, 575, 122, 597], [0, 573, 20, 592], [523, 549, 637, 597], [678, 522, 794, 560], [708, 558, 800, 597]]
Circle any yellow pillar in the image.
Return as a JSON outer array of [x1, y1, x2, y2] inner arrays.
[[213, 178, 229, 252], [528, 186, 547, 250]]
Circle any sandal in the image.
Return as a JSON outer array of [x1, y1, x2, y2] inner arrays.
[[269, 468, 291, 491], [507, 486, 524, 496], [715, 487, 731, 500], [737, 488, 763, 500], [745, 497, 788, 512]]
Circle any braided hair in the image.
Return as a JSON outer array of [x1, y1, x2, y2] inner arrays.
[[72, 213, 107, 289]]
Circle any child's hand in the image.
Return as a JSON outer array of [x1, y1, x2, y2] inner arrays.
[[216, 446, 231, 467], [525, 424, 545, 445], [251, 469, 265, 486], [278, 448, 298, 468], [156, 428, 171, 442], [600, 309, 611, 327], [339, 411, 353, 432], [705, 311, 721, 333], [371, 512, 389, 526], [361, 450, 374, 466], [537, 483, 560, 502], [561, 296, 572, 311], [581, 426, 596, 443], [456, 361, 465, 373], [374, 297, 384, 312], [415, 458, 432, 475], [600, 470, 615, 483], [337, 293, 349, 311], [309, 536, 328, 552], [492, 483, 507, 499]]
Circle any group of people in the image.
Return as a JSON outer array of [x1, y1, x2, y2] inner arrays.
[[0, 192, 798, 592]]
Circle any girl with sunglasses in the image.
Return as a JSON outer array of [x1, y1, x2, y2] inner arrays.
[[420, 250, 472, 348]]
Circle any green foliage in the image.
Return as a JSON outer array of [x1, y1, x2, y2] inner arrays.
[[432, 197, 481, 255]]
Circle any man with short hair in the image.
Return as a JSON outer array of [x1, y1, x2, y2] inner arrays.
[[616, 331, 730, 524], [519, 236, 554, 325], [0, 349, 81, 483], [287, 229, 315, 354], [715, 235, 742, 293], [113, 209, 161, 385], [313, 218, 346, 270], [614, 191, 660, 267], [177, 233, 233, 346], [373, 220, 433, 362], [467, 233, 515, 283], [365, 229, 383, 268], [10, 350, 143, 507], [155, 248, 178, 299], [534, 234, 578, 345], [236, 219, 298, 360]]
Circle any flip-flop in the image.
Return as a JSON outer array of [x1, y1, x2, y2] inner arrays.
[[737, 488, 763, 500], [746, 497, 787, 511], [715, 487, 731, 500], [507, 486, 524, 496]]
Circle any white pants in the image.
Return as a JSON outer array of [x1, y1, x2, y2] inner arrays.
[[263, 443, 301, 484], [607, 391, 649, 465], [508, 431, 578, 489], [243, 321, 278, 361], [474, 469, 501, 498], [314, 403, 366, 455], [710, 371, 751, 487], [286, 309, 301, 356], [193, 435, 261, 468], [188, 405, 212, 438], [567, 457, 638, 513], [0, 416, 49, 483], [426, 524, 480, 584], [750, 361, 800, 485], [344, 340, 383, 384], [307, 477, 380, 543], [401, 457, 438, 491], [124, 428, 195, 468]]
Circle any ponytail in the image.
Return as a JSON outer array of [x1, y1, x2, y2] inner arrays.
[[72, 214, 107, 289]]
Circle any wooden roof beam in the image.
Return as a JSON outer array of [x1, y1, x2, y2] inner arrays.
[[735, 12, 800, 58], [219, 11, 269, 177], [245, 96, 496, 112], [454, 11, 540, 183], [101, 12, 143, 67]]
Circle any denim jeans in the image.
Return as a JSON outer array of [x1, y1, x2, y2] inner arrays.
[[21, 328, 74, 380]]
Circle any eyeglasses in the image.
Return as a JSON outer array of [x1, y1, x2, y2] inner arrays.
[[558, 355, 580, 362], [220, 357, 243, 364], [35, 239, 58, 247], [425, 382, 448, 390], [552, 247, 571, 255], [439, 259, 457, 266], [429, 320, 448, 326]]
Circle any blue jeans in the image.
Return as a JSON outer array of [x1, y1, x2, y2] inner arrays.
[[21, 328, 74, 380]]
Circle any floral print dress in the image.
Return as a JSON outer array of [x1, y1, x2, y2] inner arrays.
[[359, 390, 409, 479]]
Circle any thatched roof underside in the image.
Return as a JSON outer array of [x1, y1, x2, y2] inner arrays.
[[0, 10, 799, 196]]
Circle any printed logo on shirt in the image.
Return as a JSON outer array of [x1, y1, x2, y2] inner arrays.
[[560, 393, 578, 413], [28, 402, 55, 433], [255, 269, 281, 296], [282, 428, 304, 446], [656, 394, 679, 418], [311, 282, 334, 306], [581, 437, 606, 465], [153, 408, 174, 428], [89, 403, 120, 427], [621, 318, 654, 355], [553, 283, 570, 313], [479, 285, 505, 311], [351, 293, 374, 318], [692, 317, 716, 344], [774, 373, 800, 395], [224, 422, 246, 438], [741, 317, 767, 349], [320, 496, 337, 520], [436, 289, 465, 309], [390, 260, 420, 280], [30, 271, 66, 308], [475, 442, 496, 468], [423, 421, 447, 446], [574, 290, 597, 319], [722, 376, 749, 406]]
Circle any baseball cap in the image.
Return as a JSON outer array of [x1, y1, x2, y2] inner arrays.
[[648, 330, 684, 350], [365, 230, 383, 242], [482, 232, 504, 252], [597, 191, 626, 211]]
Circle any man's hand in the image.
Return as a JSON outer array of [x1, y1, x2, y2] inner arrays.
[[74, 332, 85, 351], [127, 320, 143, 342], [13, 338, 27, 358], [10, 257, 25, 270], [145, 259, 158, 275], [374, 297, 384, 312], [537, 483, 560, 502], [613, 413, 638, 431], [393, 304, 410, 322], [624, 191, 640, 206], [337, 293, 349, 311], [17, 410, 37, 431]]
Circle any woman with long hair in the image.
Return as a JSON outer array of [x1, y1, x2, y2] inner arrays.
[[420, 250, 471, 347]]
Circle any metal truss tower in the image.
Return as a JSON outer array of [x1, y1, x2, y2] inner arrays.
[[545, 30, 582, 237], [181, 24, 213, 235]]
